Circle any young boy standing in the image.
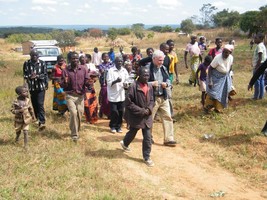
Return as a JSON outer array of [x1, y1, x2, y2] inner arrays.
[[11, 86, 35, 148], [196, 55, 212, 106]]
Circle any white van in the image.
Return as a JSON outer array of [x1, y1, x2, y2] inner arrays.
[[22, 40, 62, 78], [33, 45, 62, 74]]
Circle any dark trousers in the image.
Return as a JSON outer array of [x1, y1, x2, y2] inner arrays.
[[30, 90, 46, 124], [109, 101, 124, 129], [123, 127, 152, 160]]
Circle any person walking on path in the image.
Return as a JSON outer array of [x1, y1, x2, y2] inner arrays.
[[106, 55, 129, 133], [184, 35, 201, 86], [120, 67, 155, 167], [208, 37, 223, 59], [167, 39, 179, 84], [251, 33, 267, 100], [23, 50, 48, 131], [11, 85, 35, 149], [204, 45, 234, 113], [196, 55, 212, 106], [92, 47, 102, 67], [61, 52, 89, 142], [84, 70, 99, 124], [248, 59, 267, 136], [52, 55, 68, 115], [148, 50, 177, 146], [98, 53, 113, 118]]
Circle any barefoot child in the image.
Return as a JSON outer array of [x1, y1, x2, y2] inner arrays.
[[11, 86, 35, 148], [196, 55, 212, 106]]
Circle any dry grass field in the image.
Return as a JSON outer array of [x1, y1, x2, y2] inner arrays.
[[0, 30, 267, 199]]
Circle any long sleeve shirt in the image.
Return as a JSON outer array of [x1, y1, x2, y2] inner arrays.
[[23, 59, 48, 92], [61, 65, 89, 95]]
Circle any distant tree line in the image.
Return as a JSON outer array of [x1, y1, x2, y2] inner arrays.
[[5, 30, 78, 49], [0, 27, 54, 38], [2, 3, 267, 47], [180, 3, 267, 36]]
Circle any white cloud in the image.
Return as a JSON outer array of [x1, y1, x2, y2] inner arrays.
[[213, 1, 226, 7], [0, 10, 7, 15], [76, 8, 86, 13], [31, 6, 43, 11], [111, 7, 120, 11], [84, 3, 90, 8], [156, 0, 182, 10], [121, 11, 131, 15], [102, 0, 128, 3], [62, 2, 69, 6], [0, 0, 18, 2], [18, 12, 28, 16], [139, 8, 148, 13], [47, 7, 56, 12], [32, 0, 57, 5]]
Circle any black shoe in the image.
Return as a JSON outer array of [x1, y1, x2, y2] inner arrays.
[[72, 136, 79, 142], [98, 111, 103, 118], [261, 121, 267, 133], [189, 80, 193, 85], [38, 123, 46, 131], [164, 141, 177, 146]]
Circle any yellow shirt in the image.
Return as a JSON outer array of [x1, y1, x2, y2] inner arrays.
[[168, 54, 175, 74]]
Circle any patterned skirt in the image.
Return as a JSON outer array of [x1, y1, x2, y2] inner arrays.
[[84, 88, 98, 124], [53, 81, 68, 114]]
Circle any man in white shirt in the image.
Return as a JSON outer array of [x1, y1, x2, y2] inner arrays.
[[106, 56, 129, 133], [252, 33, 267, 100], [92, 47, 102, 67]]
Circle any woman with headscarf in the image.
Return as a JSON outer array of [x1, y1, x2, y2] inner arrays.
[[204, 44, 234, 113], [184, 35, 202, 86]]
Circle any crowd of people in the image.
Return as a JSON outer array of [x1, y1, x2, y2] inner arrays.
[[11, 34, 267, 166]]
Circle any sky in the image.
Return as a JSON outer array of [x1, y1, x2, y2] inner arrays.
[[0, 0, 266, 26]]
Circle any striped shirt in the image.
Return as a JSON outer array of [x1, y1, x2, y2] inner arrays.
[[23, 59, 48, 92]]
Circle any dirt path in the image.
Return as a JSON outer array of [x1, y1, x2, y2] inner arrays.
[[91, 119, 266, 200]]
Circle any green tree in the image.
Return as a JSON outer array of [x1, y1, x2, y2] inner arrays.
[[149, 26, 163, 32], [107, 28, 118, 41], [131, 23, 145, 30], [6, 33, 31, 43], [161, 25, 173, 33], [258, 6, 267, 33], [174, 27, 181, 32], [180, 19, 196, 34], [240, 11, 260, 36], [147, 32, 154, 39], [51, 30, 76, 48], [213, 9, 240, 29], [199, 3, 217, 27], [117, 28, 131, 35], [131, 23, 145, 40]]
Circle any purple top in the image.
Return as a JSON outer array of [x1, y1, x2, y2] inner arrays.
[[61, 65, 89, 95], [198, 63, 209, 81], [98, 62, 114, 86]]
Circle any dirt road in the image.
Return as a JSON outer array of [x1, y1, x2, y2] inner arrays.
[[90, 119, 266, 200]]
